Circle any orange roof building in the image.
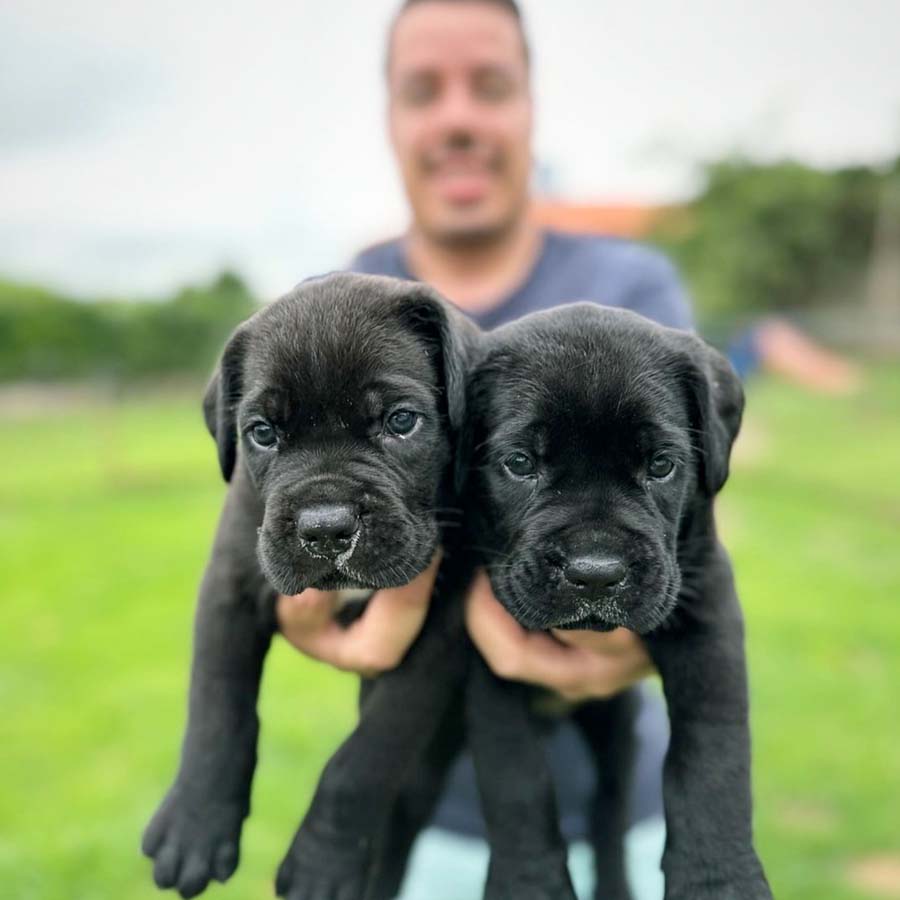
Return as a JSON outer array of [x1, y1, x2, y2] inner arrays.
[[531, 200, 680, 239]]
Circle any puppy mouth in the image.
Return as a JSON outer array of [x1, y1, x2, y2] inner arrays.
[[551, 606, 622, 632], [307, 570, 379, 592], [493, 559, 680, 635], [257, 522, 437, 596]]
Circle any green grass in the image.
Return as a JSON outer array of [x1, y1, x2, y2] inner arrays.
[[1, 370, 898, 900]]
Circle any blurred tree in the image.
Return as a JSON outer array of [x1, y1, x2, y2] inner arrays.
[[0, 272, 258, 383], [654, 156, 899, 322], [865, 171, 900, 316]]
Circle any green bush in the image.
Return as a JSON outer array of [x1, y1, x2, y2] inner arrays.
[[654, 156, 899, 322], [0, 271, 258, 383]]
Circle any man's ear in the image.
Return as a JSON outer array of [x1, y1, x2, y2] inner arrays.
[[202, 324, 250, 482], [392, 283, 480, 491], [679, 335, 745, 496]]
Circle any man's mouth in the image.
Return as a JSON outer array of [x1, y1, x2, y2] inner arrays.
[[422, 150, 500, 203], [431, 167, 494, 203]]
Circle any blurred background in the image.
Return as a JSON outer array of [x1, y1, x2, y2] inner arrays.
[[1, 1, 898, 899]]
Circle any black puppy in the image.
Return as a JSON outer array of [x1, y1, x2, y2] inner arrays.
[[141, 272, 477, 899], [462, 304, 773, 900]]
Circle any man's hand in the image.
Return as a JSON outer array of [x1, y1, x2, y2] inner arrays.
[[277, 551, 442, 677], [464, 568, 654, 702]]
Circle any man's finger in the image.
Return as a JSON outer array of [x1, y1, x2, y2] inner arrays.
[[464, 569, 532, 679], [465, 569, 654, 700], [551, 626, 645, 656], [277, 589, 339, 633], [334, 550, 442, 673], [277, 551, 442, 675]]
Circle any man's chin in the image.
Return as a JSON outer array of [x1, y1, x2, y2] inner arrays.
[[422, 211, 516, 249]]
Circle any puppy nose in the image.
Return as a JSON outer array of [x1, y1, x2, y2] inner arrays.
[[564, 555, 627, 591], [296, 504, 360, 555]]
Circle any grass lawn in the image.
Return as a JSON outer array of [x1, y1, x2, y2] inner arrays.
[[1, 369, 898, 900]]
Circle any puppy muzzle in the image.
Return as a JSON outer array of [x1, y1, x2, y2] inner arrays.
[[493, 540, 679, 634], [257, 491, 438, 596]]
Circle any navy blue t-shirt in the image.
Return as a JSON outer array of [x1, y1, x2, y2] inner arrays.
[[352, 229, 693, 333], [350, 230, 690, 839]]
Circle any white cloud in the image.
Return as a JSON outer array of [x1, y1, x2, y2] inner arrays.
[[1, 0, 898, 298]]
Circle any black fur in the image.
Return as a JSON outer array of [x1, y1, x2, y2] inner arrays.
[[141, 272, 478, 899], [462, 303, 772, 900]]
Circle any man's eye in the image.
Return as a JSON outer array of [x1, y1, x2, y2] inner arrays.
[[504, 452, 536, 478], [397, 74, 439, 106], [250, 422, 277, 448], [473, 69, 515, 103], [648, 454, 675, 479], [386, 409, 419, 436]]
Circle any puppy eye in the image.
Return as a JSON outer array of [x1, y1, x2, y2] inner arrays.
[[648, 453, 675, 480], [385, 409, 419, 436], [504, 452, 536, 478], [250, 422, 278, 448]]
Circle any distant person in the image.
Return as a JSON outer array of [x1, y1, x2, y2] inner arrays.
[[729, 317, 862, 394], [276, 1, 698, 897]]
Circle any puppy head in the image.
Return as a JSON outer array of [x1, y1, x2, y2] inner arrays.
[[204, 272, 474, 595], [467, 304, 742, 634]]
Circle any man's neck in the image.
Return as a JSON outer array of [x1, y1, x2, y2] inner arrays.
[[404, 215, 542, 313]]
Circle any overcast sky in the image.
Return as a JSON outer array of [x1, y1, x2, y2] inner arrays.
[[2, 0, 899, 299]]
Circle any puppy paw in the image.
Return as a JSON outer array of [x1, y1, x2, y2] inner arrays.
[[141, 788, 245, 898], [594, 884, 633, 900], [484, 852, 577, 900], [276, 824, 371, 900], [665, 875, 773, 900]]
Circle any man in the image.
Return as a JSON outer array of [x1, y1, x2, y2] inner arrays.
[[277, 1, 692, 897]]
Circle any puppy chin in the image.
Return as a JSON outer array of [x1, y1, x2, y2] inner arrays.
[[553, 614, 620, 633], [256, 533, 438, 596], [616, 572, 682, 635], [536, 598, 630, 633], [494, 567, 681, 635], [256, 541, 333, 596]]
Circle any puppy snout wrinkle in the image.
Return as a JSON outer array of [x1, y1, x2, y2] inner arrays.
[[563, 554, 628, 592], [296, 504, 360, 556]]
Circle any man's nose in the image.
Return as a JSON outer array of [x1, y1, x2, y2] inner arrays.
[[296, 504, 360, 556], [434, 82, 481, 131]]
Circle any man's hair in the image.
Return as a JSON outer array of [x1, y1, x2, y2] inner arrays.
[[386, 0, 531, 74]]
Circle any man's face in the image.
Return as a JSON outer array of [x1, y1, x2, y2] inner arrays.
[[387, 1, 533, 245]]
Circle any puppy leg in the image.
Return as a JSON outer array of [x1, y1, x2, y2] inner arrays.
[[573, 693, 638, 900], [142, 467, 274, 897], [466, 654, 576, 900], [275, 578, 469, 900], [645, 544, 771, 900], [368, 693, 465, 900]]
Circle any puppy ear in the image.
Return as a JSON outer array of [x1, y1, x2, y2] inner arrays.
[[392, 283, 479, 493], [680, 337, 744, 496], [396, 285, 475, 427], [202, 324, 250, 482]]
